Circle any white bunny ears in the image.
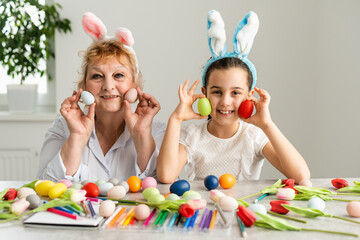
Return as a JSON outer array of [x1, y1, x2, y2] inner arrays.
[[202, 10, 259, 89], [82, 12, 139, 78]]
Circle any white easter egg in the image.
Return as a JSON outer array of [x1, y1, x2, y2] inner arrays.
[[107, 186, 126, 200], [218, 196, 238, 212], [134, 204, 151, 221], [98, 182, 114, 196], [99, 200, 116, 217], [248, 204, 267, 220], [347, 201, 360, 217], [124, 88, 137, 103], [17, 187, 36, 199], [81, 91, 95, 105], [308, 197, 326, 211], [108, 178, 119, 186], [165, 193, 180, 201]]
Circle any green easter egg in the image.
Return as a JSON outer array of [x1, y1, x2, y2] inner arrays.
[[182, 190, 202, 200], [166, 193, 180, 201], [198, 98, 212, 116], [142, 187, 160, 200], [71, 183, 83, 189], [96, 179, 106, 186], [147, 194, 165, 204]]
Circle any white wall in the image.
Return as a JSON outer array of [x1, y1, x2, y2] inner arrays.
[[55, 0, 360, 179]]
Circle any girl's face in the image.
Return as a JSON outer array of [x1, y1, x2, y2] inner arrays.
[[202, 67, 254, 126], [85, 56, 135, 113]]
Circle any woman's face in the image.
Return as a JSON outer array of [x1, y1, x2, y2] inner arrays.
[[85, 56, 135, 113], [203, 67, 253, 126]]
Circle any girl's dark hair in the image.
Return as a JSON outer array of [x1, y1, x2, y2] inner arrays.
[[204, 57, 253, 90]]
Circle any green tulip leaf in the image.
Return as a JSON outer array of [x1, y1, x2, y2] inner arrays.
[[261, 179, 284, 194], [282, 204, 331, 218], [337, 185, 360, 193], [255, 212, 301, 231]]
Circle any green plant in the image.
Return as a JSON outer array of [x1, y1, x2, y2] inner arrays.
[[0, 0, 71, 84]]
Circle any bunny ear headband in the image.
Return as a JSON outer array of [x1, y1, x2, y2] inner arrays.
[[202, 10, 259, 90], [82, 12, 139, 79]]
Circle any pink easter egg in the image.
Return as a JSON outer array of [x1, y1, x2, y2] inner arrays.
[[124, 88, 137, 103], [57, 179, 72, 188], [347, 201, 360, 217], [141, 177, 157, 190]]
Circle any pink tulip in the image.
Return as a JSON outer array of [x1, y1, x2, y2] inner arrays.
[[276, 188, 296, 200], [10, 198, 30, 215], [187, 199, 207, 210], [209, 189, 225, 202], [70, 189, 87, 202]]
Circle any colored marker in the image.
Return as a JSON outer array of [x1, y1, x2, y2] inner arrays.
[[188, 210, 199, 229], [144, 208, 156, 226], [168, 212, 178, 228], [236, 214, 247, 237], [47, 208, 79, 220], [87, 200, 96, 218], [107, 207, 126, 228], [215, 203, 228, 226], [209, 209, 217, 229], [254, 193, 269, 203], [159, 211, 169, 227], [199, 208, 208, 229], [204, 210, 213, 229], [81, 201, 90, 218], [54, 206, 75, 215]]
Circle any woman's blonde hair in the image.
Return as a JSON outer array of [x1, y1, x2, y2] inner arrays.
[[77, 40, 143, 90]]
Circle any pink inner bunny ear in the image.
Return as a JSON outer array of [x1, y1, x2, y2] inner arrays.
[[116, 28, 134, 47], [82, 12, 107, 41]]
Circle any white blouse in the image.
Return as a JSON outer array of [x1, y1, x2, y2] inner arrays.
[[37, 116, 166, 182]]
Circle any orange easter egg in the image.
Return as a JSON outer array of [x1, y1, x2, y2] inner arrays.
[[219, 174, 236, 189], [127, 176, 142, 193]]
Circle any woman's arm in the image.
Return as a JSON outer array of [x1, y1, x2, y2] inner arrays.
[[157, 80, 207, 183]]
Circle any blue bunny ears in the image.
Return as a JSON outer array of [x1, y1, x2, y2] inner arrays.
[[202, 10, 259, 90]]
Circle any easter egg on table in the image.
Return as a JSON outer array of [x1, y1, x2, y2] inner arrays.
[[204, 175, 219, 190], [219, 174, 236, 189], [124, 88, 137, 103], [107, 186, 126, 200], [108, 178, 119, 186], [198, 98, 212, 116], [26, 194, 41, 209], [182, 191, 201, 200], [170, 179, 190, 196], [71, 182, 83, 189], [134, 204, 151, 221], [147, 194, 165, 204], [35, 180, 55, 196], [98, 182, 114, 196], [347, 201, 360, 217], [81, 91, 95, 105], [99, 200, 116, 217], [238, 100, 254, 119], [166, 193, 180, 201], [118, 181, 129, 192], [17, 187, 36, 199], [82, 182, 100, 198], [48, 183, 68, 199], [96, 179, 106, 186], [141, 177, 157, 190], [248, 204, 267, 220], [127, 176, 142, 193], [57, 179, 72, 188], [142, 187, 160, 200], [308, 197, 326, 211], [218, 196, 238, 212]]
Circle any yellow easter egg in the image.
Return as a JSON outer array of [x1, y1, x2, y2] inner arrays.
[[35, 180, 55, 196], [48, 183, 68, 199], [198, 98, 212, 116]]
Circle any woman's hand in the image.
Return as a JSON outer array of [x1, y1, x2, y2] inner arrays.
[[172, 79, 208, 122], [60, 89, 96, 139], [123, 87, 160, 135], [242, 87, 272, 129]]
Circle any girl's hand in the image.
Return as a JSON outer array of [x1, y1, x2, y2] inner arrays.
[[172, 79, 208, 122], [60, 89, 95, 138], [242, 87, 272, 129], [124, 87, 160, 135]]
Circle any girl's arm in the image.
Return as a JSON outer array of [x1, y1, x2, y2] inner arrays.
[[244, 87, 310, 183], [157, 80, 207, 183], [60, 90, 96, 176]]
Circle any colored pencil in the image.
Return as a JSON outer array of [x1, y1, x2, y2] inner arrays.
[[159, 210, 169, 227], [209, 209, 217, 229], [154, 210, 165, 226], [168, 212, 178, 228], [254, 193, 269, 203], [144, 208, 156, 226], [215, 203, 228, 226], [54, 206, 75, 215], [175, 213, 182, 226], [199, 208, 208, 229], [129, 216, 136, 225], [87, 197, 102, 202], [183, 216, 192, 229], [119, 207, 135, 225], [123, 211, 134, 226], [236, 214, 247, 237], [107, 207, 125, 228], [87, 200, 96, 218], [47, 208, 79, 220], [204, 210, 213, 229], [71, 203, 83, 212], [64, 205, 82, 216], [188, 210, 199, 229], [81, 201, 90, 218]]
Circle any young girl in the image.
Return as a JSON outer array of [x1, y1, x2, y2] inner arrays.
[[157, 10, 310, 184], [37, 13, 165, 182]]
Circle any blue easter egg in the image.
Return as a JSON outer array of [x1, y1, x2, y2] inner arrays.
[[169, 179, 190, 196], [204, 175, 219, 190], [81, 91, 95, 105], [308, 197, 326, 211]]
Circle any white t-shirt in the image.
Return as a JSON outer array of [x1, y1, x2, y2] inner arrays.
[[179, 120, 268, 180], [37, 116, 166, 182]]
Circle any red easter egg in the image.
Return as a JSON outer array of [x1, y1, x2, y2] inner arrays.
[[238, 100, 254, 119], [82, 182, 100, 198]]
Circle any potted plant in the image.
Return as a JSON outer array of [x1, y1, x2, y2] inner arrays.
[[0, 0, 71, 113]]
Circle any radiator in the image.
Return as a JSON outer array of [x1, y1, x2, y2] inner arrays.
[[0, 149, 39, 181]]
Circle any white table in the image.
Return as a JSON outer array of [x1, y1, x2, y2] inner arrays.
[[1, 178, 359, 240]]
